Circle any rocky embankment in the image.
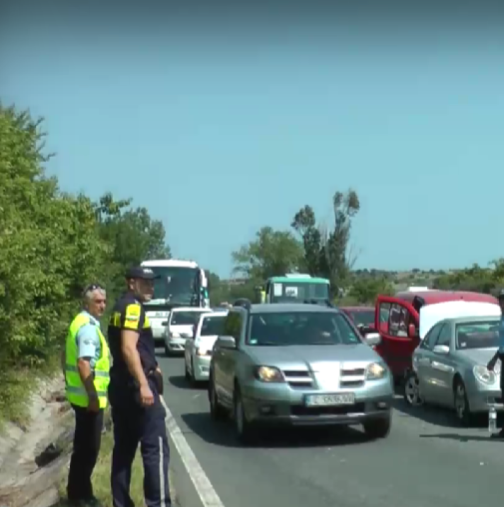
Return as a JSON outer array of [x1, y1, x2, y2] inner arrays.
[[0, 377, 78, 507]]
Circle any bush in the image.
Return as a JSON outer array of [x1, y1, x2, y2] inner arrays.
[[0, 104, 170, 424]]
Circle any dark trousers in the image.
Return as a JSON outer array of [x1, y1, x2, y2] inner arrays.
[[67, 405, 104, 501], [110, 388, 171, 507]]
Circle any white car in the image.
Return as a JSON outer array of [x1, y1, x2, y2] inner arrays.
[[184, 310, 228, 383], [163, 307, 212, 356]]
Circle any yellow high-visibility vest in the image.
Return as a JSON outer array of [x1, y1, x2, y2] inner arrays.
[[65, 312, 111, 409]]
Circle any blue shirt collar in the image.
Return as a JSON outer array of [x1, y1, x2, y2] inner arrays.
[[81, 310, 101, 328]]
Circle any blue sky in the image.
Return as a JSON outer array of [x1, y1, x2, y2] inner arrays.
[[2, 2, 504, 277]]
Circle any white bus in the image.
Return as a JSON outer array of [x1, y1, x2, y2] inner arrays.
[[140, 259, 210, 342]]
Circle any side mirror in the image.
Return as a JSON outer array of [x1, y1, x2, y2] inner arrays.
[[216, 335, 236, 349], [408, 324, 416, 338], [161, 321, 168, 326], [365, 332, 381, 347], [433, 344, 449, 355]]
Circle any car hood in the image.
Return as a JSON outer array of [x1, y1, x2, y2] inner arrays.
[[196, 335, 219, 351], [457, 348, 498, 366], [247, 343, 380, 370], [169, 324, 194, 337]]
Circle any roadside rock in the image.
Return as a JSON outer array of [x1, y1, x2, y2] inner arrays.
[[0, 377, 73, 507]]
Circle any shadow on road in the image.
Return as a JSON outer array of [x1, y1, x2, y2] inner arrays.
[[419, 433, 500, 443], [180, 411, 372, 449], [391, 387, 488, 429], [168, 375, 208, 391]]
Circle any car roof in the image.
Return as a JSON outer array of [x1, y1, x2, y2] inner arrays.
[[396, 290, 498, 305], [246, 303, 339, 314], [171, 307, 212, 312], [201, 311, 228, 318], [444, 315, 500, 324], [340, 306, 374, 312], [268, 276, 329, 284]]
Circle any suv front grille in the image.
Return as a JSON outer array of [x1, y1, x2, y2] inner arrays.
[[282, 370, 313, 389], [339, 367, 366, 388]]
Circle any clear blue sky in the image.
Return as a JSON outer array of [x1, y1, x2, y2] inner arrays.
[[2, 2, 503, 277]]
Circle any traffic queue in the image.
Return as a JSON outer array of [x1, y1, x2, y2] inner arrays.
[[159, 284, 504, 443]]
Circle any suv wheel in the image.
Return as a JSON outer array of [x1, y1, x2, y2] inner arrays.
[[363, 413, 391, 439], [233, 386, 256, 444], [209, 377, 226, 421]]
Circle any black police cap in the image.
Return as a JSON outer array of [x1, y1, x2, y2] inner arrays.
[[125, 266, 160, 280]]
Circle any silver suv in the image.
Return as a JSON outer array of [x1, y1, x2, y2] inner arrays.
[[208, 300, 394, 443]]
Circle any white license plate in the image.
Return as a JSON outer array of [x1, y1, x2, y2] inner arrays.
[[305, 393, 355, 407]]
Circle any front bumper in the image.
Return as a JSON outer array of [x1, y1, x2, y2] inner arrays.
[[193, 355, 211, 381], [241, 377, 393, 427], [467, 388, 504, 413], [164, 337, 186, 353]]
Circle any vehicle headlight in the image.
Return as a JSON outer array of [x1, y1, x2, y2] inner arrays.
[[473, 365, 496, 385], [366, 362, 386, 380], [196, 347, 211, 357], [255, 366, 284, 383]]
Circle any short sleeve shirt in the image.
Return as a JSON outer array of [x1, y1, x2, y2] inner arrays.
[[107, 292, 157, 383], [76, 311, 101, 369]]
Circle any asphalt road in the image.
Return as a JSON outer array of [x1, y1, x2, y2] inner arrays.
[[158, 353, 504, 507]]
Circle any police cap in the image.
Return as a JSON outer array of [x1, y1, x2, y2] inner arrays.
[[125, 266, 160, 281]]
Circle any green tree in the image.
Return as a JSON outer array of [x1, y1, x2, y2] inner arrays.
[[231, 226, 304, 282], [346, 276, 395, 305], [292, 188, 360, 295], [95, 192, 171, 298]]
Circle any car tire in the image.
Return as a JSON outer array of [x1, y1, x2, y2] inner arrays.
[[209, 376, 226, 421], [164, 343, 171, 357], [403, 371, 424, 406], [233, 386, 256, 445], [190, 358, 197, 386], [363, 413, 391, 439], [453, 378, 472, 426]]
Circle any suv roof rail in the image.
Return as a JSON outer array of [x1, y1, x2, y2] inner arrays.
[[303, 298, 334, 308], [233, 298, 251, 310]]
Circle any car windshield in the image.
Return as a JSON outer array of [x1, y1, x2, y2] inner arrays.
[[171, 311, 207, 326], [200, 315, 226, 336], [455, 321, 500, 349], [270, 282, 330, 303], [247, 311, 362, 346], [349, 310, 374, 327], [149, 266, 200, 304]]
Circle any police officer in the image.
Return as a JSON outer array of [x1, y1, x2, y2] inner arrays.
[[65, 283, 110, 507], [108, 266, 171, 507], [487, 289, 504, 438]]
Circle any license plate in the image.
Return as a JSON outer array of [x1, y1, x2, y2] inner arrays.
[[305, 393, 355, 407]]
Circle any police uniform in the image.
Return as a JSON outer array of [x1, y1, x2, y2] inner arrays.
[[108, 272, 171, 507]]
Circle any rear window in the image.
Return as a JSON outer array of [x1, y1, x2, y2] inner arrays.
[[171, 311, 207, 326], [455, 321, 500, 349], [200, 315, 226, 336], [247, 311, 362, 346]]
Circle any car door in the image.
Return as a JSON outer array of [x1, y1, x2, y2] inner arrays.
[[425, 322, 457, 407], [213, 310, 244, 406], [375, 296, 420, 377], [414, 323, 444, 402]]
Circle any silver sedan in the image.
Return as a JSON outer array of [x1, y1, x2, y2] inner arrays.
[[404, 315, 502, 425]]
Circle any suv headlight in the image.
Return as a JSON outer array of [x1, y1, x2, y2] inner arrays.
[[366, 362, 387, 380], [255, 366, 284, 383], [473, 365, 496, 385]]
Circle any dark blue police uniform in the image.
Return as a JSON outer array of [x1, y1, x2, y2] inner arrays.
[[108, 290, 171, 507]]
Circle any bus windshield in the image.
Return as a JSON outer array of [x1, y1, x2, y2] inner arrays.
[[149, 266, 200, 305], [270, 282, 330, 303]]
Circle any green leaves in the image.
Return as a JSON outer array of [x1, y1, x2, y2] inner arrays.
[[0, 104, 171, 372]]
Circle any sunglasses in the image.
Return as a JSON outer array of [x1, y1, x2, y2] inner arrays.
[[82, 283, 105, 296]]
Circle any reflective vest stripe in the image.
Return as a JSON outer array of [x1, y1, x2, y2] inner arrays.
[[66, 386, 108, 396], [65, 365, 109, 377]]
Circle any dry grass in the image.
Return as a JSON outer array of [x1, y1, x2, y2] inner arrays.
[[59, 420, 176, 507]]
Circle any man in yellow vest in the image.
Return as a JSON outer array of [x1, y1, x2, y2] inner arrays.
[[65, 283, 110, 507]]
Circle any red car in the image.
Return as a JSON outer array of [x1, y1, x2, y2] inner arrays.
[[340, 306, 376, 334], [373, 290, 499, 380]]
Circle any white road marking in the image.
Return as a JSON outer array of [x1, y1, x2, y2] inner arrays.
[[161, 396, 225, 507]]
